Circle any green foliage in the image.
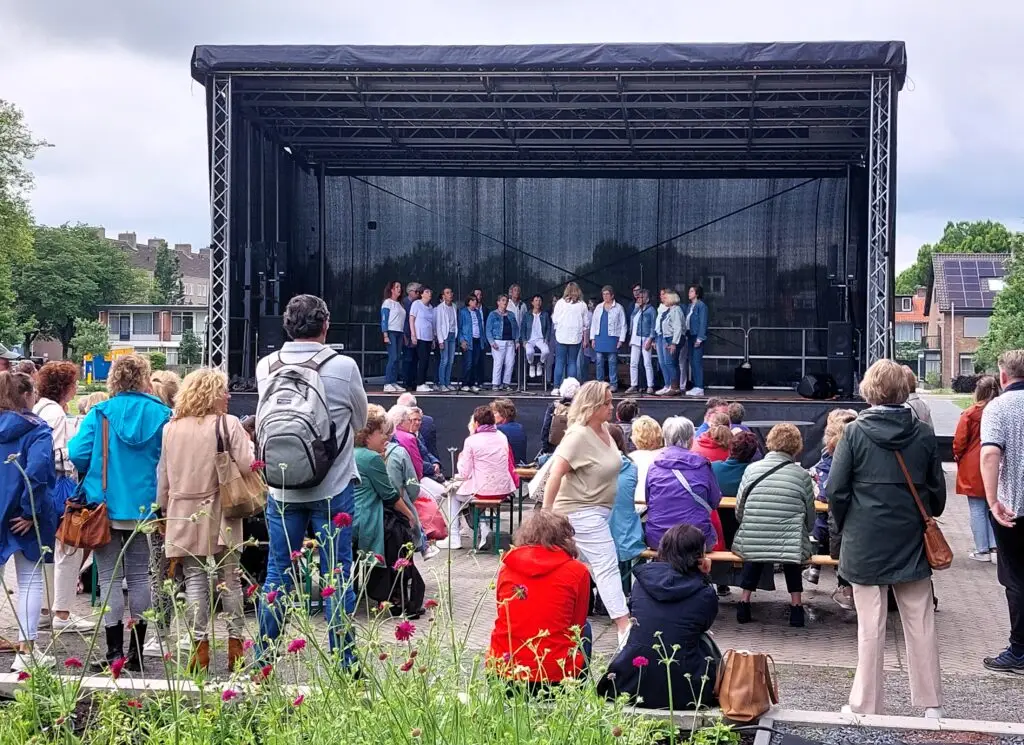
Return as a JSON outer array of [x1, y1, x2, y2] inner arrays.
[[178, 328, 203, 366], [69, 318, 110, 363], [976, 249, 1024, 369], [149, 241, 185, 305], [895, 220, 1024, 294], [924, 372, 940, 389], [14, 224, 141, 356], [147, 351, 167, 371], [893, 340, 921, 362]]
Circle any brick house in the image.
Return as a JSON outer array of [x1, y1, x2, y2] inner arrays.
[[924, 253, 1009, 387], [894, 287, 939, 380], [99, 305, 209, 367]]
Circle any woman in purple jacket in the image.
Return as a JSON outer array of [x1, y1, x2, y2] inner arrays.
[[644, 416, 722, 550]]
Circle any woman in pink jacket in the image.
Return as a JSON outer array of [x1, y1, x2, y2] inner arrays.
[[438, 406, 519, 550]]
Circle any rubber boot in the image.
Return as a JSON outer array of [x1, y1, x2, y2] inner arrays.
[[189, 639, 211, 673], [126, 620, 147, 673], [227, 638, 244, 671], [90, 622, 124, 673]]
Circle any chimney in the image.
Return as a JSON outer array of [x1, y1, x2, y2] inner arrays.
[[915, 286, 927, 299], [148, 238, 166, 250], [174, 243, 192, 253], [117, 232, 137, 247]]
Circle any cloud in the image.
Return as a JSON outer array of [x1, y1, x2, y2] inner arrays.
[[2, 0, 1022, 268]]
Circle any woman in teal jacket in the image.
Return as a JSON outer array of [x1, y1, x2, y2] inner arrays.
[[684, 284, 709, 397], [69, 354, 170, 673]]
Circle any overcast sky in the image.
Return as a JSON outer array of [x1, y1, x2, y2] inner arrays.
[[1, 0, 1021, 269]]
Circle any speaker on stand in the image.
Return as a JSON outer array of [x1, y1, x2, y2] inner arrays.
[[827, 321, 855, 398], [258, 315, 285, 360]]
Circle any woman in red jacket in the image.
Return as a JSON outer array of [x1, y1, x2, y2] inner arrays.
[[487, 510, 591, 684], [953, 375, 1000, 562], [691, 414, 733, 463]]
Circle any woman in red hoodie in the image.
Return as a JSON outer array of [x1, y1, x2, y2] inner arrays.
[[691, 413, 733, 463], [487, 511, 591, 684]]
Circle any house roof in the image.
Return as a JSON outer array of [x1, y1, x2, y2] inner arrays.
[[111, 240, 210, 278], [929, 253, 1009, 314], [895, 294, 928, 323], [99, 304, 208, 312]]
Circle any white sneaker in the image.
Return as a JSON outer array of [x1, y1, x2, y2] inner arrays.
[[11, 649, 56, 672], [422, 544, 440, 560], [436, 536, 463, 550], [991, 551, 999, 564], [477, 524, 492, 550], [924, 707, 945, 720], [415, 384, 431, 393], [470, 386, 481, 393], [38, 612, 51, 630], [968, 551, 992, 562], [655, 387, 671, 396], [393, 385, 407, 393], [685, 387, 705, 397], [142, 635, 166, 658], [382, 384, 395, 393], [52, 614, 95, 634], [551, 388, 561, 397]]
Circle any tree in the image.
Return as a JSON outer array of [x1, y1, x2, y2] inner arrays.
[[69, 318, 110, 363], [178, 328, 203, 366], [976, 250, 1024, 369], [0, 100, 49, 342], [147, 351, 167, 371], [895, 220, 1024, 294], [150, 242, 185, 305], [14, 224, 145, 356]]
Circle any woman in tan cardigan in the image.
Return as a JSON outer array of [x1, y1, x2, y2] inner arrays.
[[157, 368, 253, 672]]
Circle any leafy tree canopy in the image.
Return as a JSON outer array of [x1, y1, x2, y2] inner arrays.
[[69, 318, 110, 363], [178, 328, 203, 366], [976, 249, 1024, 369], [150, 241, 185, 305]]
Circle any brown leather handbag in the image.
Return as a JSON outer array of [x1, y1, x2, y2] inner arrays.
[[894, 451, 953, 571], [215, 416, 267, 519], [56, 415, 111, 550], [714, 649, 778, 722]]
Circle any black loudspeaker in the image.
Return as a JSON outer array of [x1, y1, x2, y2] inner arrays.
[[797, 373, 837, 400], [733, 364, 754, 391], [258, 315, 285, 358], [828, 357, 855, 398], [828, 321, 853, 359]]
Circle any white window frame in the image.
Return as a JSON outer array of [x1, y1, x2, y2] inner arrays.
[[962, 316, 990, 338], [959, 353, 975, 376], [900, 296, 912, 312], [706, 275, 726, 295]]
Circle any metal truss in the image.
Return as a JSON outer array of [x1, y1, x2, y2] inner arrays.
[[865, 71, 894, 366], [208, 75, 232, 371]]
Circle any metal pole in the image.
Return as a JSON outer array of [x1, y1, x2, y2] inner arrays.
[[949, 302, 955, 386], [318, 162, 326, 298]]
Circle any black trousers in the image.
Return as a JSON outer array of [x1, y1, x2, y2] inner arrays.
[[992, 514, 1024, 653], [416, 340, 433, 386], [739, 562, 803, 594]]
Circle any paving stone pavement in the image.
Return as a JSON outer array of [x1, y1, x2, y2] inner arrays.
[[0, 464, 1020, 702], [919, 393, 965, 438]]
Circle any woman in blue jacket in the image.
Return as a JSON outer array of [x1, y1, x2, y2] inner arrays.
[[626, 289, 657, 395], [485, 294, 520, 392], [458, 295, 486, 393], [70, 354, 170, 673], [684, 284, 709, 397], [0, 371, 57, 672]]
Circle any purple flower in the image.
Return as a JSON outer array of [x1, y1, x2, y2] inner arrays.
[[632, 656, 649, 669]]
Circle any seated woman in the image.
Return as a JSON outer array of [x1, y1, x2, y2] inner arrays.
[[438, 406, 518, 550], [387, 405, 424, 480], [628, 415, 663, 508], [691, 413, 733, 463], [733, 423, 815, 627], [644, 417, 722, 551], [607, 426, 646, 565], [711, 431, 760, 550], [598, 524, 719, 709], [383, 409, 426, 554], [487, 511, 591, 684], [492, 398, 528, 466]]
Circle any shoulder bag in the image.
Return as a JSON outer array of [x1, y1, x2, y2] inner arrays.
[[56, 414, 111, 550], [736, 460, 791, 505], [216, 415, 268, 519], [894, 451, 953, 571], [714, 649, 779, 722]]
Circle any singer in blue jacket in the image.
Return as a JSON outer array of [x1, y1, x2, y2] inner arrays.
[[684, 284, 709, 397]]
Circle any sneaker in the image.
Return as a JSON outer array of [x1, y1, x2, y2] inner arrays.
[[624, 387, 638, 394], [393, 384, 406, 393], [832, 585, 855, 611], [983, 647, 1024, 675], [422, 544, 440, 560], [436, 536, 463, 550], [528, 365, 536, 378], [38, 612, 51, 630], [736, 602, 752, 624], [991, 550, 999, 564], [11, 648, 56, 672], [477, 524, 493, 550], [789, 605, 805, 628], [802, 567, 820, 585], [382, 384, 395, 393], [968, 551, 991, 562], [416, 384, 432, 393], [551, 388, 561, 397], [645, 388, 655, 395], [685, 387, 705, 397], [52, 613, 96, 634], [655, 387, 671, 396], [142, 635, 166, 658]]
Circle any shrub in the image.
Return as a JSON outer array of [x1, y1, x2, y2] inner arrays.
[[924, 372, 941, 389], [147, 351, 167, 371], [952, 374, 981, 394]]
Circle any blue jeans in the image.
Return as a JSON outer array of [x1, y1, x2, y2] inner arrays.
[[258, 485, 357, 667], [437, 333, 457, 387], [968, 497, 997, 552], [655, 337, 667, 387], [554, 343, 580, 387], [660, 336, 679, 386], [594, 351, 618, 389], [385, 332, 404, 385], [688, 336, 704, 389]]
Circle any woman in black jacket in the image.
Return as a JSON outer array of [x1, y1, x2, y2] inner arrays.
[[829, 359, 946, 718], [597, 524, 719, 709]]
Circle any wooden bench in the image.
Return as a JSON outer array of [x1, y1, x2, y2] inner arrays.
[[638, 549, 838, 567], [635, 496, 829, 513]]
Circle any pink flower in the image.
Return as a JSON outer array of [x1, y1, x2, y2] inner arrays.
[[320, 586, 336, 599], [632, 656, 649, 669], [125, 698, 142, 709], [378, 652, 389, 661], [400, 658, 415, 672], [64, 657, 84, 669], [258, 664, 273, 681], [245, 584, 259, 599], [292, 694, 305, 707], [393, 558, 412, 570], [373, 553, 385, 565], [287, 638, 307, 654], [290, 550, 303, 562], [110, 657, 127, 680], [424, 599, 438, 609], [243, 640, 255, 652], [265, 590, 279, 605], [395, 621, 416, 642], [332, 512, 352, 529], [16, 671, 29, 682], [221, 689, 239, 703], [251, 459, 265, 471], [163, 652, 173, 662], [126, 619, 137, 631]]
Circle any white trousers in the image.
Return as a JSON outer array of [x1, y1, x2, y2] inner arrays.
[[418, 476, 446, 501], [566, 507, 628, 620], [43, 539, 84, 614], [630, 344, 655, 388], [15, 552, 44, 642], [524, 340, 551, 365], [491, 340, 516, 386]]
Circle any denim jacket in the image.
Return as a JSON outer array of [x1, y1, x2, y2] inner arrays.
[[629, 304, 656, 342], [485, 311, 520, 346], [457, 306, 485, 345], [686, 300, 709, 342], [519, 311, 551, 342], [659, 305, 685, 345]]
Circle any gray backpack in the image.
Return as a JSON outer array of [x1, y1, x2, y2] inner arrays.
[[256, 348, 345, 490]]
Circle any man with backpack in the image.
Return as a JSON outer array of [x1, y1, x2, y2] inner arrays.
[[255, 294, 368, 667]]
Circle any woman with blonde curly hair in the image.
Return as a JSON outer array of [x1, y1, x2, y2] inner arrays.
[[70, 354, 171, 673], [150, 370, 181, 409], [628, 415, 663, 507], [543, 381, 630, 644], [156, 367, 253, 672]]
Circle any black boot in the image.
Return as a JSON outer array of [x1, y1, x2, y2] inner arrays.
[[126, 621, 147, 673], [90, 622, 124, 673], [736, 602, 752, 624], [789, 605, 805, 628]]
